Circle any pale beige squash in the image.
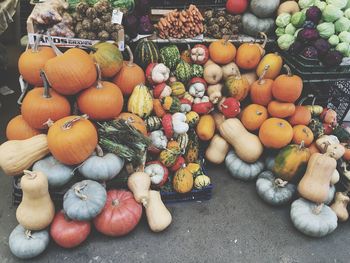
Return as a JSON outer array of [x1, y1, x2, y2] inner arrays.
[[127, 171, 151, 207], [331, 192, 350, 222], [205, 135, 229, 164]]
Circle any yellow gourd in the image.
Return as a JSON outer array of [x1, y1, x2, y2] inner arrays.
[[173, 166, 194, 193], [16, 170, 55, 230], [127, 84, 153, 118], [127, 171, 151, 206], [256, 53, 283, 80], [219, 118, 263, 163], [196, 114, 215, 141], [145, 190, 172, 232], [205, 135, 230, 164], [0, 134, 49, 176], [331, 192, 350, 222], [298, 153, 337, 203]]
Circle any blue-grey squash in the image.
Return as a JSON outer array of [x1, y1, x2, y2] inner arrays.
[[256, 171, 296, 206], [290, 198, 337, 237], [242, 13, 275, 37], [225, 150, 264, 181], [9, 225, 49, 259], [33, 155, 74, 188], [63, 180, 107, 221], [250, 0, 280, 18]]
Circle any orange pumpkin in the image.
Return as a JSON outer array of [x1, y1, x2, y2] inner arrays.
[[250, 65, 274, 106], [21, 71, 71, 130], [225, 72, 250, 101], [308, 142, 320, 155], [113, 45, 145, 96], [272, 65, 303, 103], [116, 113, 147, 136], [47, 115, 98, 165], [44, 48, 97, 95], [6, 115, 42, 140], [209, 39, 236, 65], [77, 66, 124, 121], [267, 101, 296, 118], [292, 125, 314, 146], [241, 104, 268, 131], [288, 106, 312, 126], [235, 42, 262, 70], [18, 38, 56, 86], [259, 118, 293, 149], [153, 99, 166, 118], [341, 143, 350, 161]]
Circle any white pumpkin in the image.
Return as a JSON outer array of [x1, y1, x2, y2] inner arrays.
[[172, 112, 189, 134], [144, 161, 169, 187], [150, 130, 168, 150]]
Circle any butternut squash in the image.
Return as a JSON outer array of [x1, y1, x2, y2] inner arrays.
[[196, 115, 215, 141], [219, 118, 263, 163], [205, 135, 229, 164], [145, 190, 172, 232], [0, 134, 49, 176], [16, 170, 55, 230], [212, 111, 226, 131], [331, 192, 350, 222], [127, 171, 151, 207], [298, 153, 337, 203]]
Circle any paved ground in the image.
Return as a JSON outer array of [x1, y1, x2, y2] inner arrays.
[[1, 47, 350, 263]]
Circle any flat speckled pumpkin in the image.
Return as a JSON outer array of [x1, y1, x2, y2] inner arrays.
[[173, 167, 194, 193]]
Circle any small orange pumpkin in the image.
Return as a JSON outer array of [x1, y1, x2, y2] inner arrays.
[[116, 113, 147, 136], [241, 104, 268, 131], [250, 65, 274, 106], [47, 115, 98, 165], [288, 106, 311, 126], [267, 101, 296, 118], [259, 118, 293, 149], [113, 45, 146, 96], [272, 65, 303, 103], [6, 115, 42, 140], [308, 142, 321, 155], [209, 38, 236, 65], [153, 99, 166, 118], [235, 42, 262, 70], [292, 125, 314, 146]]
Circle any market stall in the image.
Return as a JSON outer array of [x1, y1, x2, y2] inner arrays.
[[1, 0, 350, 259]]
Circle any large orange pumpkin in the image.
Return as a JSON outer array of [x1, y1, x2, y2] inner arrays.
[[21, 71, 71, 129], [209, 39, 236, 65], [77, 67, 124, 121], [18, 38, 56, 86], [292, 125, 314, 146], [272, 65, 303, 103], [259, 118, 293, 149], [235, 42, 262, 70], [116, 112, 147, 136], [267, 101, 296, 118], [113, 45, 145, 96], [288, 106, 311, 126], [44, 47, 97, 95], [47, 115, 98, 165], [224, 72, 250, 101], [6, 115, 42, 140], [250, 65, 274, 106], [241, 104, 268, 131]]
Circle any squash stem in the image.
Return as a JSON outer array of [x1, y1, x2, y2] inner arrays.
[[32, 34, 41, 52], [283, 64, 293, 77], [112, 199, 120, 206], [79, 45, 97, 52], [299, 140, 305, 150], [274, 178, 288, 187], [125, 45, 134, 66], [298, 94, 314, 106], [23, 170, 37, 179], [259, 32, 268, 50], [47, 35, 63, 56], [141, 197, 148, 208], [24, 230, 33, 239], [43, 118, 54, 128], [312, 203, 324, 215], [62, 114, 89, 130], [258, 65, 270, 85], [40, 70, 51, 98], [74, 184, 88, 201], [96, 144, 104, 157], [95, 64, 103, 89]]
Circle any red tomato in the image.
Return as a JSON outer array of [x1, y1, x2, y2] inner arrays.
[[50, 211, 91, 248], [93, 190, 142, 237], [226, 0, 248, 14]]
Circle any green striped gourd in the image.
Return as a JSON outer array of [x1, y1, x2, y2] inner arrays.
[[170, 82, 186, 98], [161, 96, 181, 113], [159, 143, 181, 167], [185, 129, 199, 163], [127, 84, 153, 118], [134, 39, 160, 69], [186, 111, 200, 128], [176, 60, 192, 83], [175, 133, 189, 153], [145, 116, 162, 132], [160, 45, 180, 70], [308, 118, 324, 139], [191, 64, 204, 78]]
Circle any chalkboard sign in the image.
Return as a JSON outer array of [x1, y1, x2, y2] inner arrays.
[[150, 0, 226, 9]]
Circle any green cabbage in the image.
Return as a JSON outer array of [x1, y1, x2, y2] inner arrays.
[[345, 8, 350, 19], [276, 13, 292, 27], [326, 0, 348, 9], [329, 35, 340, 45], [322, 5, 344, 22], [336, 42, 350, 55], [315, 0, 327, 11], [335, 17, 350, 33], [299, 0, 316, 9], [285, 23, 297, 35], [317, 22, 336, 38], [277, 34, 295, 50], [291, 12, 306, 27], [275, 27, 285, 37], [339, 31, 350, 43]]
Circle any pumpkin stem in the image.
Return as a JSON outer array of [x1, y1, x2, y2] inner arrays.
[[312, 203, 324, 215], [112, 199, 120, 206], [283, 64, 293, 77], [259, 32, 268, 50], [17, 75, 29, 105], [79, 45, 97, 52], [223, 35, 230, 45], [299, 140, 305, 150], [40, 70, 51, 98], [258, 65, 270, 85], [43, 118, 54, 128], [95, 64, 103, 89], [96, 144, 104, 157], [125, 45, 134, 66], [298, 94, 314, 106], [24, 230, 33, 239], [74, 183, 88, 201], [47, 35, 63, 56], [32, 34, 41, 52], [141, 197, 148, 208], [23, 170, 37, 179], [274, 178, 288, 188], [62, 114, 89, 130], [136, 152, 147, 172]]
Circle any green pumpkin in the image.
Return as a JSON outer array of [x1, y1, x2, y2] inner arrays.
[[159, 148, 179, 167], [112, 0, 135, 14], [308, 118, 324, 139], [134, 39, 160, 69], [160, 45, 181, 70], [145, 116, 162, 132], [176, 60, 192, 83], [191, 64, 204, 78], [171, 82, 186, 98], [161, 96, 181, 113], [185, 129, 199, 163]]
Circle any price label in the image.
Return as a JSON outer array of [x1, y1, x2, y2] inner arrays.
[[112, 9, 123, 24]]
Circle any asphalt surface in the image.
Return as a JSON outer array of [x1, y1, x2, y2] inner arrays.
[[1, 47, 350, 263]]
